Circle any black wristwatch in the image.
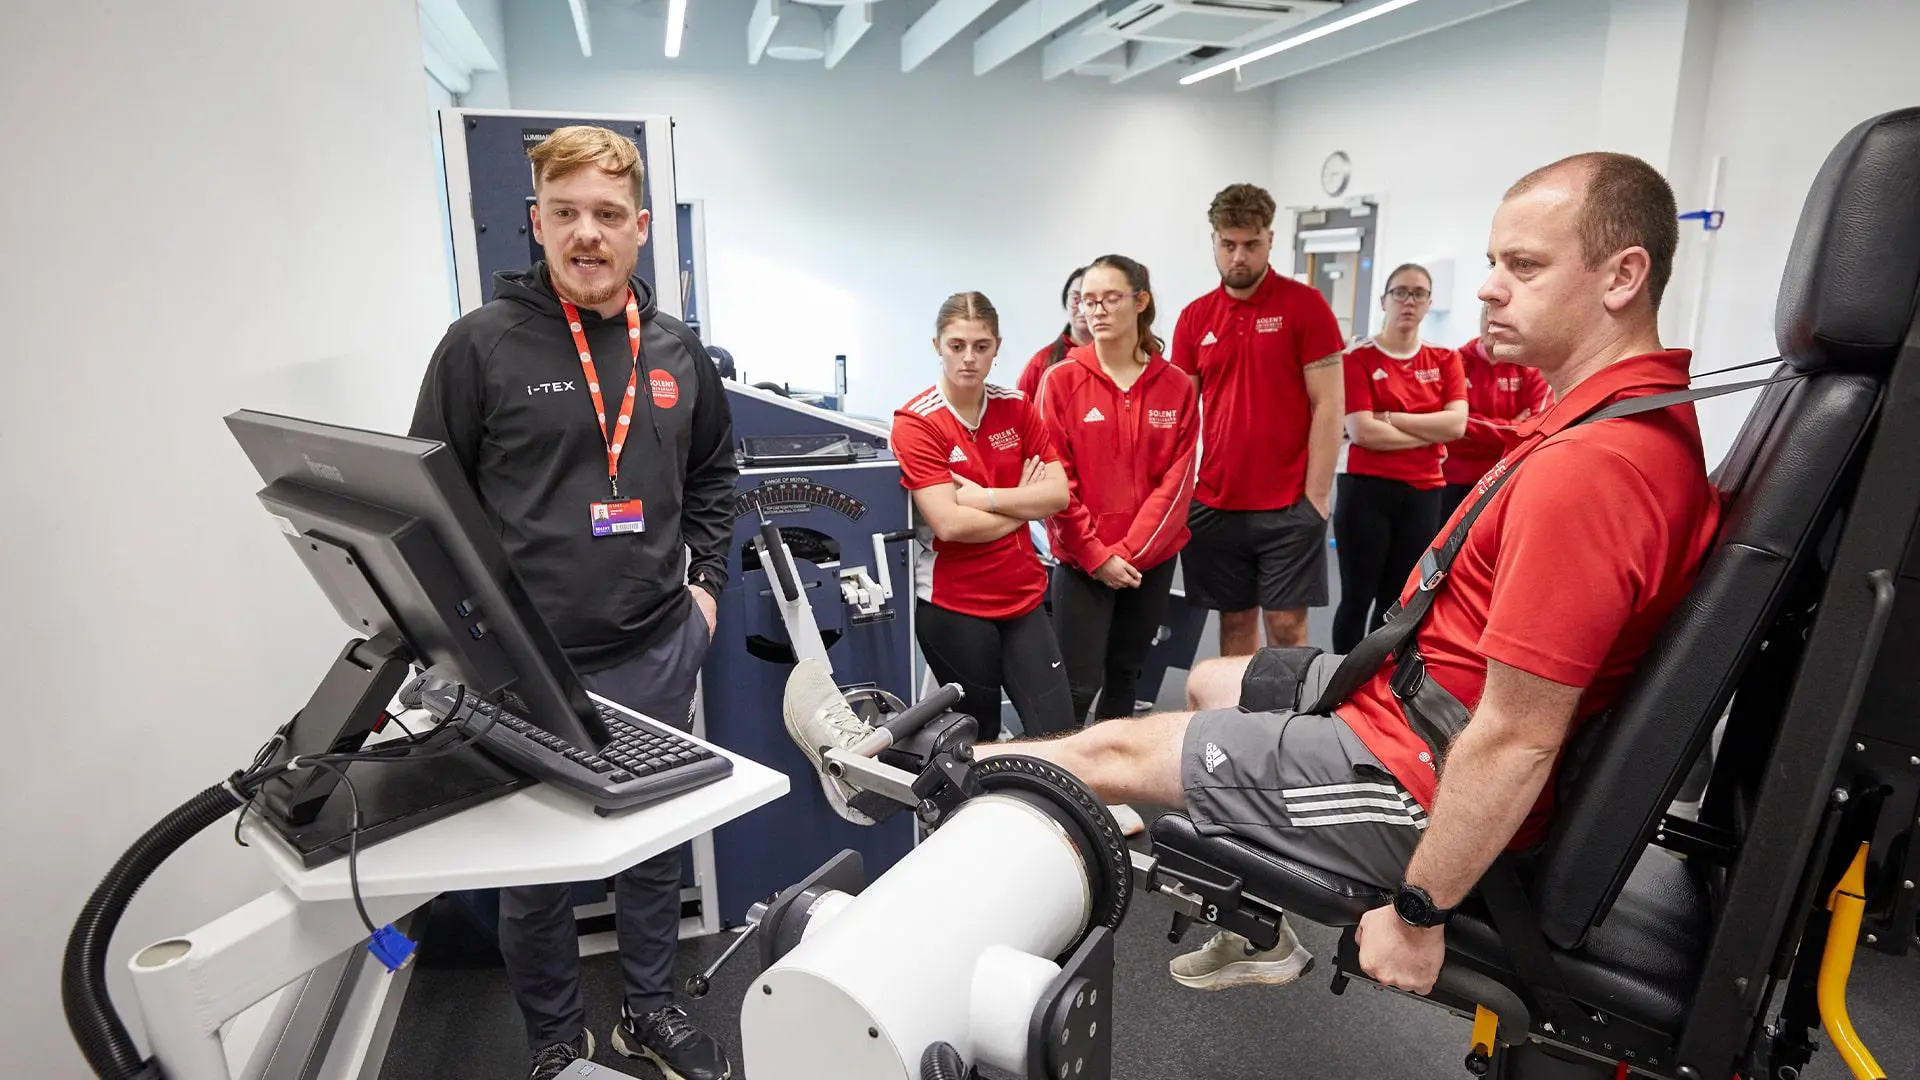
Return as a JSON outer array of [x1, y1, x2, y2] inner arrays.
[[1392, 883, 1454, 928]]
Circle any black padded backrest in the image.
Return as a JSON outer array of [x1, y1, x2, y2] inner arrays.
[[1532, 372, 1878, 949], [1528, 107, 1920, 950], [1775, 107, 1920, 375]]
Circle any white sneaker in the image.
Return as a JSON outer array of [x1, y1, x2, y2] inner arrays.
[[781, 659, 876, 825], [1107, 804, 1146, 837], [1168, 919, 1315, 991]]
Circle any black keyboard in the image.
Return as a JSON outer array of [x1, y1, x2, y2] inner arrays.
[[422, 688, 733, 813]]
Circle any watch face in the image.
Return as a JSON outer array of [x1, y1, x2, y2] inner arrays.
[[1394, 886, 1431, 926]]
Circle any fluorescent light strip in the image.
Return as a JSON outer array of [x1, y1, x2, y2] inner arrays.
[[666, 0, 689, 57], [1181, 0, 1427, 85]]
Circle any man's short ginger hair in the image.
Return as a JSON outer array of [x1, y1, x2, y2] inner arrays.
[[1507, 152, 1678, 310], [528, 125, 646, 210], [1208, 183, 1277, 233]]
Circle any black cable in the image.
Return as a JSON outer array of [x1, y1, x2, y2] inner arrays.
[[384, 712, 420, 742], [294, 758, 375, 935]]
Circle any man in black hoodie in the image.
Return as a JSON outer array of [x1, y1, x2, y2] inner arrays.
[[411, 126, 736, 1080]]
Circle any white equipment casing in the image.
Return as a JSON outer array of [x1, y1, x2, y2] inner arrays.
[[741, 794, 1093, 1080]]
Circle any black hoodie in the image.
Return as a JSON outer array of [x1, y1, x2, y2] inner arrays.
[[410, 264, 737, 672]]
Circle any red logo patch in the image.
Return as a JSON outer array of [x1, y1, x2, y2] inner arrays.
[[648, 369, 680, 408]]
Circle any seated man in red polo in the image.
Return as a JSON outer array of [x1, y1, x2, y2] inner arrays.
[[786, 151, 1721, 998]]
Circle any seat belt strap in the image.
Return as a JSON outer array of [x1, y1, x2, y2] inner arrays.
[[1479, 855, 1584, 1027]]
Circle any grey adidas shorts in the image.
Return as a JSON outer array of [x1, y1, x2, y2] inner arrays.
[[1180, 655, 1423, 890]]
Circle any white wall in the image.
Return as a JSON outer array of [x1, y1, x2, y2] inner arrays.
[[1268, 0, 1612, 350], [1687, 0, 1920, 459], [0, 1, 451, 1074], [1267, 0, 1920, 464], [502, 0, 1276, 418]]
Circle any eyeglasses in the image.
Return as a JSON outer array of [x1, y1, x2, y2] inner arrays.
[[1385, 287, 1433, 303], [1079, 291, 1135, 312]]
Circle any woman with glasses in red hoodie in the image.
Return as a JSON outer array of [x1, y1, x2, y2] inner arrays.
[[1037, 254, 1200, 738]]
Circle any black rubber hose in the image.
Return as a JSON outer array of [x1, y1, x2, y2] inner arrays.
[[920, 1041, 971, 1080], [63, 783, 244, 1080]]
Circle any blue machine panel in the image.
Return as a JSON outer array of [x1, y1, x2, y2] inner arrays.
[[701, 386, 916, 926]]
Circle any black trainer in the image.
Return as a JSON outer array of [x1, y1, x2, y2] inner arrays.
[[611, 1003, 730, 1080], [529, 1030, 595, 1080]]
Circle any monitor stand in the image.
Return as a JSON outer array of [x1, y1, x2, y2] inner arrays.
[[254, 634, 532, 870]]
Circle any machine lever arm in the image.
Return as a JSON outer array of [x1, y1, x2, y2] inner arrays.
[[686, 902, 769, 999], [851, 683, 964, 756], [759, 520, 801, 604]]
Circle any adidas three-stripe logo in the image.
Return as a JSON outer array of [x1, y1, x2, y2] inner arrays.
[[1282, 781, 1428, 830], [949, 446, 967, 463]]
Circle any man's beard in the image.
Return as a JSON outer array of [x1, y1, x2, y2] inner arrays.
[[555, 249, 636, 307], [1222, 266, 1262, 290]]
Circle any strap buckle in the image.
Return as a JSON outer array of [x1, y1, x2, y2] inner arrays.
[[1390, 650, 1427, 701], [1416, 550, 1446, 592]]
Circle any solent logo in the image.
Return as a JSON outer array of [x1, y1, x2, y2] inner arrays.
[[527, 380, 578, 395], [1498, 375, 1524, 392], [1415, 367, 1442, 383], [1083, 406, 1107, 423], [1255, 315, 1284, 333], [987, 428, 1020, 452], [1148, 408, 1179, 429]]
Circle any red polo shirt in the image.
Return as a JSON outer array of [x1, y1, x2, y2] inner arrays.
[[1171, 270, 1345, 511], [1341, 339, 1468, 490], [892, 383, 1057, 620], [1445, 338, 1553, 488], [1333, 350, 1721, 849], [1016, 332, 1076, 402]]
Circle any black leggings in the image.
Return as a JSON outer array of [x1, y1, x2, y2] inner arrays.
[[916, 601, 1075, 743], [1052, 559, 1178, 724], [1332, 473, 1442, 653]]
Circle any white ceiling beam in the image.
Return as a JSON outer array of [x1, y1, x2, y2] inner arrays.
[[747, 0, 781, 64], [973, 0, 1103, 76], [1111, 39, 1191, 82], [420, 35, 473, 95], [1226, 0, 1536, 90], [825, 3, 872, 69], [902, 0, 999, 72], [1041, 12, 1123, 80], [565, 0, 593, 57]]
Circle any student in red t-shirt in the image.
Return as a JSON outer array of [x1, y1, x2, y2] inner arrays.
[[1440, 305, 1553, 520], [1017, 266, 1092, 402], [1333, 264, 1468, 652], [784, 150, 1717, 998], [890, 291, 1075, 742], [1037, 254, 1200, 728]]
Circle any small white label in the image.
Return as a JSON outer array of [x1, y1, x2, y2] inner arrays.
[[270, 514, 299, 536]]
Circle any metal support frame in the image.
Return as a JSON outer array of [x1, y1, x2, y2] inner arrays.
[[129, 887, 436, 1080]]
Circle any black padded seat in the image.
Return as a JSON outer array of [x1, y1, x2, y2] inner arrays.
[[1149, 815, 1709, 1035]]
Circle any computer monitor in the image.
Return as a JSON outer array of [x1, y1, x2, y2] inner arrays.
[[225, 409, 612, 753]]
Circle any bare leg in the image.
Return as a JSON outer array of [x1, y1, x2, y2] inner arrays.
[[1262, 607, 1308, 648], [1184, 656, 1251, 711], [1218, 609, 1261, 657], [977, 712, 1191, 809]]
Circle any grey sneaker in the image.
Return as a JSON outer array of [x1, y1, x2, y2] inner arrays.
[[782, 659, 876, 825], [528, 1031, 595, 1080], [1169, 919, 1315, 991]]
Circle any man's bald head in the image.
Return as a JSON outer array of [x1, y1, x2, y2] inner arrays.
[[1507, 152, 1678, 310]]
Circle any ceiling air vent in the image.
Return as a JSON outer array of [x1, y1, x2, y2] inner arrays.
[[1097, 0, 1340, 48]]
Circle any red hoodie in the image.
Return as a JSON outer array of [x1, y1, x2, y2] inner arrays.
[[1036, 346, 1200, 574], [1444, 338, 1553, 487], [1015, 331, 1076, 401]]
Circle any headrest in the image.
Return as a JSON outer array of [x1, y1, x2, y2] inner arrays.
[[1775, 107, 1920, 374]]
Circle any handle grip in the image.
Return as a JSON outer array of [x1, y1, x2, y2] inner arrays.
[[882, 683, 964, 745], [759, 521, 801, 604]]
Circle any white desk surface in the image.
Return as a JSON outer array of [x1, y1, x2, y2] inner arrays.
[[242, 696, 790, 903]]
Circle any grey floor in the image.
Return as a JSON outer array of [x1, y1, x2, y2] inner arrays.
[[380, 617, 1919, 1079]]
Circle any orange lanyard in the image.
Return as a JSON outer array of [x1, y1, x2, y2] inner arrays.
[[560, 291, 642, 497]]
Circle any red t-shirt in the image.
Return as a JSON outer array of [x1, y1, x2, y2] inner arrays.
[[1341, 339, 1468, 490], [1036, 346, 1200, 574], [1016, 333, 1076, 402], [1444, 338, 1554, 487], [1171, 270, 1346, 511], [892, 384, 1057, 620], [1333, 351, 1721, 850]]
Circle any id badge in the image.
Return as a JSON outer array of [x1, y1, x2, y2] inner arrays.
[[590, 498, 645, 536]]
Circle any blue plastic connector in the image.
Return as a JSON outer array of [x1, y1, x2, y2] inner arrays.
[[368, 924, 417, 973]]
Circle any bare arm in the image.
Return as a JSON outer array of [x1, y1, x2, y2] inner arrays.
[[956, 458, 1071, 520], [1346, 411, 1431, 451], [1403, 658, 1583, 908], [910, 483, 1027, 544], [1388, 400, 1469, 443], [1301, 355, 1345, 513]]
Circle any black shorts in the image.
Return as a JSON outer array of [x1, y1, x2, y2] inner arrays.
[[1182, 498, 1330, 613]]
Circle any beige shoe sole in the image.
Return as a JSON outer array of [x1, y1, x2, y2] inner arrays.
[[1170, 943, 1315, 991]]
